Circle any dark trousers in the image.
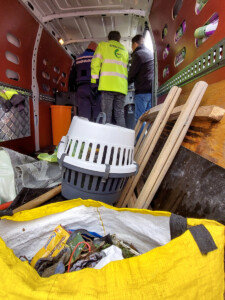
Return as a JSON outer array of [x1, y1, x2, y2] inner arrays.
[[77, 84, 101, 122], [101, 91, 126, 127]]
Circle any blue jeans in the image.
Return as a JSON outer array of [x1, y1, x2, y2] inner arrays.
[[135, 93, 152, 142], [134, 93, 152, 123]]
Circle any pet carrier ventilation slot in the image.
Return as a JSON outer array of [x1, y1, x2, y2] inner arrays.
[[57, 116, 138, 204]]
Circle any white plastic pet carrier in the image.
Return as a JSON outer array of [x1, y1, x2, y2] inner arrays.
[[57, 116, 138, 204]]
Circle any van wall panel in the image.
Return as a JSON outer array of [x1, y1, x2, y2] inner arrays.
[[37, 29, 72, 97], [0, 0, 38, 89], [150, 0, 225, 168], [0, 0, 72, 155], [150, 0, 225, 86]]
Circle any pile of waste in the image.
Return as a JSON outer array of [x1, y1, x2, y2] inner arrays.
[[23, 225, 139, 277]]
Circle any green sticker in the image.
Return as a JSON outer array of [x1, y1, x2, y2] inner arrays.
[[114, 49, 122, 58]]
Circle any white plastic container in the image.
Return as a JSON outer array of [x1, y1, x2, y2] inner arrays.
[[57, 116, 138, 204]]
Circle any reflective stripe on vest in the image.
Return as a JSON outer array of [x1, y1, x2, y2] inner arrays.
[[76, 55, 93, 60], [76, 59, 92, 65], [91, 74, 99, 79], [100, 72, 128, 80], [104, 59, 127, 68]]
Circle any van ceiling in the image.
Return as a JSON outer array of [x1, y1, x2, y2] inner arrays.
[[19, 0, 153, 57]]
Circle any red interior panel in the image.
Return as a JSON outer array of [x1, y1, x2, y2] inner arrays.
[[0, 0, 38, 89], [150, 0, 225, 87], [37, 30, 72, 97], [0, 0, 72, 154]]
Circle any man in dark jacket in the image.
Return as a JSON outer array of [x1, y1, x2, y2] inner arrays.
[[70, 41, 101, 121], [128, 34, 154, 123]]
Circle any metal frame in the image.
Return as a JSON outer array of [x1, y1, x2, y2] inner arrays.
[[18, 0, 150, 57], [32, 24, 43, 151], [0, 82, 55, 102], [0, 82, 31, 96], [158, 38, 225, 97], [42, 9, 146, 22], [64, 36, 132, 45]]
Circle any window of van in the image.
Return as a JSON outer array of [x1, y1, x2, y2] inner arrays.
[[144, 30, 154, 53]]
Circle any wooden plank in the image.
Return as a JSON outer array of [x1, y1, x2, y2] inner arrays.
[[140, 105, 225, 123], [135, 81, 208, 209], [128, 193, 136, 207], [193, 105, 225, 121], [135, 177, 145, 197], [134, 122, 149, 156], [117, 86, 182, 208], [13, 185, 62, 213], [174, 80, 225, 168], [134, 119, 142, 140]]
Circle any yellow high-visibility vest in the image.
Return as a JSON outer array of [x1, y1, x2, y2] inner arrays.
[[0, 90, 18, 100], [91, 40, 129, 95]]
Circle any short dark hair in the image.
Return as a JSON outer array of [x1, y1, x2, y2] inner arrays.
[[132, 34, 144, 45], [108, 31, 121, 42]]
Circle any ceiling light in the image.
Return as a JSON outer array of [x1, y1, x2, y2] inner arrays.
[[58, 38, 64, 45]]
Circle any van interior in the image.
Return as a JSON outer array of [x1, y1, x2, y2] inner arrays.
[[0, 0, 224, 224]]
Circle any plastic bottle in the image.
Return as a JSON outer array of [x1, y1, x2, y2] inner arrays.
[[194, 19, 218, 39]]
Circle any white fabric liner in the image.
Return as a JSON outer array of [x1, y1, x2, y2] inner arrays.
[[94, 245, 124, 269], [0, 149, 16, 203], [0, 205, 171, 260]]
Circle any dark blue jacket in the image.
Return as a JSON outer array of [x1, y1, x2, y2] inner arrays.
[[75, 49, 95, 87], [68, 49, 95, 91]]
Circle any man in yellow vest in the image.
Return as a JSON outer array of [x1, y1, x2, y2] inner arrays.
[[91, 31, 129, 127]]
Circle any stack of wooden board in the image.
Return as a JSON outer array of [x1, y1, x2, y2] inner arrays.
[[117, 85, 182, 208], [117, 81, 216, 209]]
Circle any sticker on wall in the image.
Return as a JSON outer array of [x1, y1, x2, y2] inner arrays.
[[163, 44, 170, 59], [162, 24, 168, 40], [195, 0, 209, 15], [163, 66, 170, 78], [175, 47, 186, 67], [195, 13, 219, 47], [173, 0, 183, 19], [175, 20, 186, 43]]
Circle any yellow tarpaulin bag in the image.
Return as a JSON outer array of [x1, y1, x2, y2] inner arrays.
[[0, 199, 224, 299]]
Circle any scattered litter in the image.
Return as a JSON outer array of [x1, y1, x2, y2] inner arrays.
[[37, 147, 58, 163], [30, 225, 70, 268], [25, 225, 140, 277]]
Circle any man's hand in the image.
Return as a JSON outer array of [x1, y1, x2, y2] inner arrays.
[[91, 83, 98, 98]]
